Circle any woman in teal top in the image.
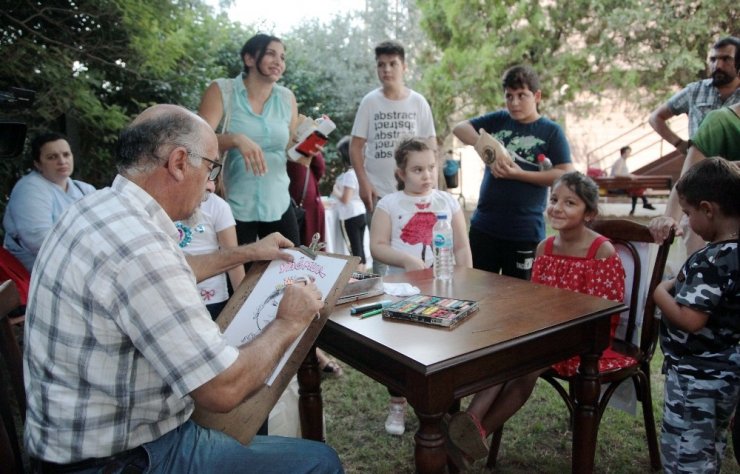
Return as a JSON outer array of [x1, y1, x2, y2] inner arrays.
[[199, 33, 318, 245]]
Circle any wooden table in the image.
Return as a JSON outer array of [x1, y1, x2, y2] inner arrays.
[[297, 267, 626, 473]]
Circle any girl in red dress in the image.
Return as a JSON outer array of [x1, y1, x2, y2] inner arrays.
[[447, 172, 629, 466]]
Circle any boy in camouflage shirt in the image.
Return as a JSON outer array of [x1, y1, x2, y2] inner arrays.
[[653, 157, 740, 473]]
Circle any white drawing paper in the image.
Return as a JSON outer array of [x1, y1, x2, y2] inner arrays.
[[222, 249, 347, 385]]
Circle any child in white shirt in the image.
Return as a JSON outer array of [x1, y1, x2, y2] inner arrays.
[[370, 137, 472, 435], [332, 136, 367, 270], [371, 138, 472, 275], [176, 180, 245, 319]]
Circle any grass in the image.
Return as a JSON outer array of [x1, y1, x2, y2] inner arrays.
[[321, 349, 739, 473]]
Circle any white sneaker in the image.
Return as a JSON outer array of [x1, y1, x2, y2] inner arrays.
[[384, 400, 406, 435]]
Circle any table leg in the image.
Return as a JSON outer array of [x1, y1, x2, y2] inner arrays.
[[298, 346, 324, 441], [572, 350, 600, 474], [413, 409, 447, 474]]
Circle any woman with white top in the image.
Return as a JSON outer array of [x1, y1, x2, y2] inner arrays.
[[3, 132, 95, 271]]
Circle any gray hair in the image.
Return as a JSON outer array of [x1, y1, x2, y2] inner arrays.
[[115, 111, 204, 175]]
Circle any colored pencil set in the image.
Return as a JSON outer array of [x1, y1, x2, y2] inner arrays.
[[382, 294, 479, 329]]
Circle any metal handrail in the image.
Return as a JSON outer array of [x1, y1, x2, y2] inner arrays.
[[586, 118, 689, 171], [587, 122, 646, 158]]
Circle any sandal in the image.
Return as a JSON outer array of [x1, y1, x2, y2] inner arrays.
[[442, 413, 473, 470], [448, 412, 490, 461], [321, 360, 343, 377]]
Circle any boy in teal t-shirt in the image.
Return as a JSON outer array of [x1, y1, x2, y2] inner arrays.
[[452, 65, 574, 280]]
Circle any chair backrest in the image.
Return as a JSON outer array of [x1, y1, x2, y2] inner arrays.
[[0, 279, 25, 472], [590, 219, 674, 359], [0, 248, 30, 306]]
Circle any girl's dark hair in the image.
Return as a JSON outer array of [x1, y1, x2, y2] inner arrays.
[[554, 171, 600, 216], [336, 136, 351, 167], [31, 131, 68, 163], [676, 157, 740, 217], [240, 33, 282, 75], [394, 137, 431, 191]]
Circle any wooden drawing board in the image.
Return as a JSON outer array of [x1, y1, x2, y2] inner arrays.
[[191, 251, 358, 444]]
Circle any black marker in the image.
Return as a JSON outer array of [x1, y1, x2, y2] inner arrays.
[[350, 300, 392, 315]]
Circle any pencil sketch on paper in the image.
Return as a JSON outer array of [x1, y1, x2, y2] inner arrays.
[[221, 249, 347, 385]]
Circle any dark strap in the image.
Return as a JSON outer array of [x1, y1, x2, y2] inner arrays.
[[297, 167, 310, 207], [72, 180, 89, 196]]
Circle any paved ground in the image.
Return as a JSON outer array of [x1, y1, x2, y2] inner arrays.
[[598, 197, 666, 219]]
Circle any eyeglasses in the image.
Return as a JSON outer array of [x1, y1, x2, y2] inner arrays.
[[188, 152, 222, 181]]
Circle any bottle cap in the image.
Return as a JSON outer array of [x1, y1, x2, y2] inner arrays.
[[436, 213, 448, 219]]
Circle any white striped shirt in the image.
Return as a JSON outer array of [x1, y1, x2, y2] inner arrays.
[[24, 175, 238, 463]]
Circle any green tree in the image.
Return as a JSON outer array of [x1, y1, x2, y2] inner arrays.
[[0, 0, 247, 200], [280, 0, 434, 194], [416, 0, 737, 135], [280, 13, 377, 195], [0, 0, 435, 206]]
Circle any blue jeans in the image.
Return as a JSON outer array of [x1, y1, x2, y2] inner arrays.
[[69, 420, 343, 474]]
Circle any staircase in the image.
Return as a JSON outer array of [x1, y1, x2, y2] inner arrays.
[[633, 149, 683, 181], [586, 116, 688, 183]]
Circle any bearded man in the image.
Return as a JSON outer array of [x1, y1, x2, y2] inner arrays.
[[649, 36, 740, 155]]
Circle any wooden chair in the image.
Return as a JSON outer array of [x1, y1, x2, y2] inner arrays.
[[0, 279, 26, 473], [487, 219, 674, 471]]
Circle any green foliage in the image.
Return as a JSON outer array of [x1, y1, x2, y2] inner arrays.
[[7, 0, 732, 215], [0, 0, 249, 202], [282, 15, 375, 141], [0, 0, 431, 211], [416, 0, 738, 136], [280, 15, 374, 195], [279, 0, 431, 196]]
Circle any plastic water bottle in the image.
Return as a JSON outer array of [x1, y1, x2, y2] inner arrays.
[[432, 213, 453, 280]]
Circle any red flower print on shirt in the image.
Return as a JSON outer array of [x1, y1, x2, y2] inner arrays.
[[400, 201, 436, 262]]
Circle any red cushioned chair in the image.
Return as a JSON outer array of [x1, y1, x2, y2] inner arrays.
[[0, 279, 26, 472], [0, 247, 29, 325]]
